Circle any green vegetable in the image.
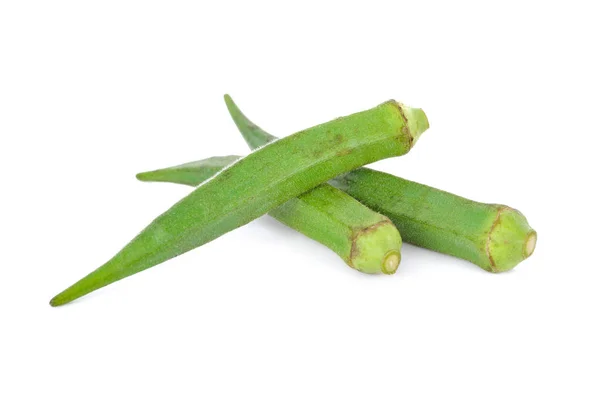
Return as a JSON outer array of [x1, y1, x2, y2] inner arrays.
[[223, 95, 535, 272], [141, 155, 535, 272], [136, 156, 241, 187], [50, 98, 429, 306], [331, 170, 536, 272], [139, 161, 403, 275]]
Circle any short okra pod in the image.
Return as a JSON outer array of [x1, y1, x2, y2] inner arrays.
[[330, 170, 536, 272], [140, 156, 535, 272], [51, 98, 429, 306]]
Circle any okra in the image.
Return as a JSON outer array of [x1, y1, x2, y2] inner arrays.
[[138, 160, 403, 275], [330, 170, 536, 272], [223, 95, 535, 272], [51, 98, 428, 306]]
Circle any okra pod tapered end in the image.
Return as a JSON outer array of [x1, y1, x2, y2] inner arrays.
[[485, 207, 537, 272], [349, 220, 402, 274], [135, 156, 242, 187]]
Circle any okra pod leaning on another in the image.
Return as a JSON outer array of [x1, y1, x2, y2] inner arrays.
[[223, 95, 536, 272], [51, 98, 429, 306], [138, 160, 403, 275]]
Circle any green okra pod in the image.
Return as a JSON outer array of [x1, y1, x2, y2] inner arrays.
[[140, 155, 535, 272], [222, 95, 535, 272], [138, 157, 403, 275], [51, 98, 428, 306], [330, 170, 536, 272]]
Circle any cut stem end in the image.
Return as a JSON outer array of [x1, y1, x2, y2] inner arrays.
[[524, 231, 537, 258], [382, 251, 400, 275]]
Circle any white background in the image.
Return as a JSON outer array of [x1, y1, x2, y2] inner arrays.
[[1, 1, 599, 399]]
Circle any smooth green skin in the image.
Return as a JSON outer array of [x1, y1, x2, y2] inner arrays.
[[224, 95, 536, 272], [139, 165, 402, 274], [51, 98, 427, 306]]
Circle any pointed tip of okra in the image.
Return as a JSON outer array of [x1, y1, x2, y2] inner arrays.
[[50, 286, 81, 307], [223, 93, 235, 109], [401, 105, 429, 147], [136, 171, 153, 182], [485, 207, 537, 272], [349, 220, 402, 275], [135, 169, 180, 184], [49, 293, 67, 307]]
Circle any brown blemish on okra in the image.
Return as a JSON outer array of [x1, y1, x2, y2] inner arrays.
[[485, 206, 509, 272], [336, 148, 353, 157], [396, 103, 412, 148], [312, 148, 325, 157], [349, 220, 390, 259]]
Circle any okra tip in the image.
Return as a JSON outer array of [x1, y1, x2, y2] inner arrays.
[[49, 296, 60, 307], [49, 292, 68, 307], [50, 284, 84, 307], [349, 220, 402, 274], [135, 171, 153, 182]]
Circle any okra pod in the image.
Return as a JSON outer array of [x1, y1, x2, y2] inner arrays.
[[140, 154, 535, 272], [51, 98, 428, 306], [330, 170, 536, 272], [138, 160, 403, 275], [224, 95, 536, 272]]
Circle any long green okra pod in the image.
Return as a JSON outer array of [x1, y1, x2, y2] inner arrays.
[[222, 95, 535, 272], [51, 98, 428, 306], [138, 157, 403, 275]]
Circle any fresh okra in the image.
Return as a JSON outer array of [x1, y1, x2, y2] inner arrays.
[[140, 153, 536, 272], [50, 98, 428, 306], [222, 95, 535, 272], [139, 161, 403, 275], [330, 170, 536, 272], [146, 95, 532, 272]]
